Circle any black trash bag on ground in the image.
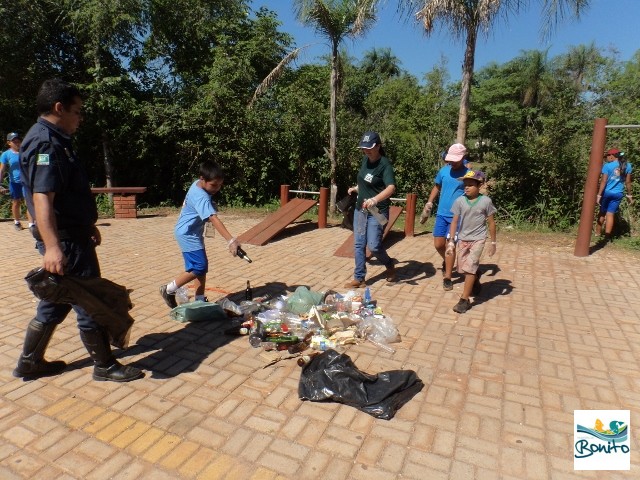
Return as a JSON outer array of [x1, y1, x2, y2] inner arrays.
[[298, 349, 424, 420], [336, 192, 356, 231], [25, 267, 134, 348]]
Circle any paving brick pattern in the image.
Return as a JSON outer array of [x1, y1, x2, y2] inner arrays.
[[1, 214, 639, 479]]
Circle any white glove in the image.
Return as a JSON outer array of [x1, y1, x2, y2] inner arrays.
[[420, 202, 433, 224], [228, 237, 240, 256], [362, 198, 378, 209]]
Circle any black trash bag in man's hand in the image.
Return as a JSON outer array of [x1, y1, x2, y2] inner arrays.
[[298, 349, 424, 420], [25, 267, 134, 348]]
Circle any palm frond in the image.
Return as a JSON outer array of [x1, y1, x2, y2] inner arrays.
[[351, 0, 377, 36], [249, 46, 306, 108]]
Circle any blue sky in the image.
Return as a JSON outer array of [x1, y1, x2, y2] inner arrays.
[[256, 0, 640, 82]]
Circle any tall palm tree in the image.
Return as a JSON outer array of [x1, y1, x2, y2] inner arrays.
[[401, 0, 589, 144], [562, 42, 606, 93], [293, 0, 377, 212]]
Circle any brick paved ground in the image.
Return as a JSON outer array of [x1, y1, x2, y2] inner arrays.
[[0, 213, 639, 479]]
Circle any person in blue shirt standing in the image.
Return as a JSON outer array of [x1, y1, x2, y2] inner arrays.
[[0, 132, 34, 231], [421, 144, 470, 290], [160, 160, 243, 308], [596, 148, 633, 241]]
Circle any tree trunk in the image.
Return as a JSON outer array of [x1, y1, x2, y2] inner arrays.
[[102, 131, 113, 188], [456, 27, 478, 145], [329, 41, 339, 214], [94, 53, 114, 190]]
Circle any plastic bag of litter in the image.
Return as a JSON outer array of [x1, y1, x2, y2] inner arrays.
[[298, 349, 423, 420], [169, 301, 228, 323], [286, 286, 324, 315]]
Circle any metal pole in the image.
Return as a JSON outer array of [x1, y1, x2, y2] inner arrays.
[[574, 118, 607, 257]]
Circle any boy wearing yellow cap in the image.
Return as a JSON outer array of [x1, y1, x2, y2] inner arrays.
[[446, 170, 496, 313]]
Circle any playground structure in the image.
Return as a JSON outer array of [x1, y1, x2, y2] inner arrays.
[[574, 119, 640, 257], [238, 185, 417, 252]]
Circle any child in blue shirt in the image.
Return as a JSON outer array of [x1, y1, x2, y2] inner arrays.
[[0, 132, 34, 230], [421, 144, 470, 290], [160, 160, 243, 308], [596, 148, 633, 241]]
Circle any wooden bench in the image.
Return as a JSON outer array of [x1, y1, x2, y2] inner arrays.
[[333, 206, 404, 258], [90, 187, 147, 219]]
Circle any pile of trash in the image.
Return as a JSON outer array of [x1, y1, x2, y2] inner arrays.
[[171, 285, 401, 359], [233, 286, 400, 358], [169, 285, 422, 420]]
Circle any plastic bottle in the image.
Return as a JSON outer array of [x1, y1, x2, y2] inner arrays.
[[175, 286, 189, 305], [364, 287, 372, 305], [287, 331, 313, 354], [249, 320, 266, 347], [237, 247, 253, 263], [245, 280, 253, 301], [368, 205, 388, 226]]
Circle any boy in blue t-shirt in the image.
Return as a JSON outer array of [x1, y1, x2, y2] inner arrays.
[[421, 143, 469, 290], [160, 160, 243, 308], [596, 148, 633, 241], [0, 132, 34, 231]]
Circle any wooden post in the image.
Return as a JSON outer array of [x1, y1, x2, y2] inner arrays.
[[318, 187, 328, 228], [405, 193, 417, 237], [280, 185, 290, 207], [574, 118, 607, 257]]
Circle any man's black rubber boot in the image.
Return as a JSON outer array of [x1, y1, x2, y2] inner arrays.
[[13, 319, 66, 379], [79, 329, 144, 382]]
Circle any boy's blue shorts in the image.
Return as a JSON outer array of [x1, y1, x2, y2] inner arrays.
[[433, 215, 457, 240], [182, 249, 208, 276], [600, 193, 623, 214], [8, 182, 25, 200]]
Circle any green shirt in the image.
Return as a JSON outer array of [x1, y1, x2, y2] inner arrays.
[[356, 155, 395, 213]]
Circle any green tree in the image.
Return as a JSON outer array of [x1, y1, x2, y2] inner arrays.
[[401, 0, 589, 144], [57, 0, 144, 188], [293, 0, 377, 212]]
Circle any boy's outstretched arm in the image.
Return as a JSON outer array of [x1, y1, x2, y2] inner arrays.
[[487, 214, 497, 257], [209, 214, 241, 255]]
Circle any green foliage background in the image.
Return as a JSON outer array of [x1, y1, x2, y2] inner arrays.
[[1, 1, 639, 232]]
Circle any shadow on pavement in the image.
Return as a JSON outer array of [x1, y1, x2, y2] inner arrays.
[[469, 264, 514, 308], [129, 281, 309, 379], [367, 259, 438, 286]]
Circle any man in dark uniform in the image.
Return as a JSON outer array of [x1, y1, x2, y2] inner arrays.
[[14, 78, 143, 382]]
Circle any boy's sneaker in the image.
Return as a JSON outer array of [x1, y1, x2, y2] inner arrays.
[[443, 278, 453, 291], [453, 298, 471, 314], [14, 222, 22, 231], [159, 285, 177, 308], [472, 270, 482, 296]]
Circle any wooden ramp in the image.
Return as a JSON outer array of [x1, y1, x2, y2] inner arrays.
[[238, 198, 318, 246], [333, 206, 403, 258]]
